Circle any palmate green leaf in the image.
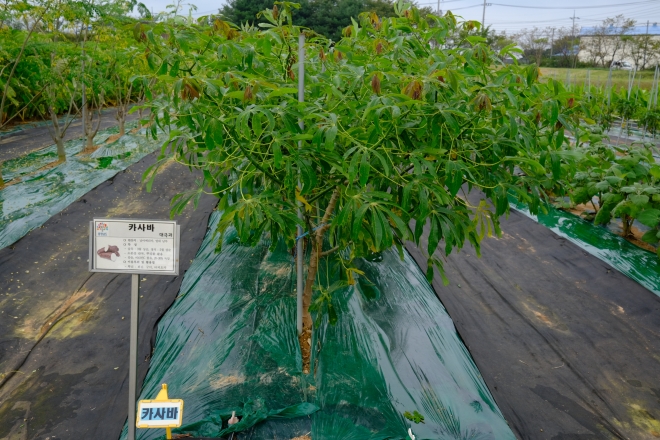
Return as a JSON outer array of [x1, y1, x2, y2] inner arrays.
[[359, 151, 370, 187], [325, 125, 338, 149], [352, 204, 370, 242], [445, 161, 463, 198], [373, 209, 384, 250], [637, 209, 660, 228], [384, 208, 410, 240], [595, 181, 610, 192], [273, 142, 283, 168], [510, 156, 545, 176], [630, 194, 650, 206], [348, 150, 361, 184], [298, 159, 318, 194], [650, 165, 660, 179], [439, 110, 460, 134], [267, 87, 298, 98], [225, 90, 245, 100], [170, 186, 203, 217], [207, 119, 224, 146], [641, 229, 660, 244], [428, 215, 440, 256], [335, 199, 354, 228]]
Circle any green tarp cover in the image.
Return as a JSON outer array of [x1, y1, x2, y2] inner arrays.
[[2, 129, 114, 182], [511, 202, 660, 297], [0, 123, 163, 250], [121, 212, 514, 439]]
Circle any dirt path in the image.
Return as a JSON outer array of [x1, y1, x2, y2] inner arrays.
[[0, 108, 142, 162], [406, 197, 660, 439], [0, 150, 215, 439]]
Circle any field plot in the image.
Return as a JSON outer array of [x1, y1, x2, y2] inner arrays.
[[5, 1, 660, 439], [119, 213, 515, 440], [0, 122, 165, 250], [0, 123, 216, 439], [407, 196, 660, 440], [541, 67, 658, 90]]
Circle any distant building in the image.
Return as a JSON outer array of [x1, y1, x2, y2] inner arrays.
[[578, 23, 660, 68]]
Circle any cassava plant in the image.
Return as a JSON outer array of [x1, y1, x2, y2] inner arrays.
[[566, 139, 660, 244], [140, 1, 574, 371], [36, 54, 81, 162]]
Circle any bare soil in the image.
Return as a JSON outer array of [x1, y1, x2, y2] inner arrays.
[[105, 133, 123, 143], [78, 145, 101, 155]]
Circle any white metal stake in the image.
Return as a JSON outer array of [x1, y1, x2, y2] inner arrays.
[[628, 68, 635, 100], [296, 33, 305, 335], [607, 66, 613, 106], [651, 66, 658, 107], [653, 66, 660, 108], [128, 274, 140, 440], [648, 67, 656, 110], [584, 69, 588, 90]]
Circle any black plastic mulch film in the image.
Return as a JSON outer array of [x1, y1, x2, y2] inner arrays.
[[510, 201, 660, 297], [120, 212, 515, 440]]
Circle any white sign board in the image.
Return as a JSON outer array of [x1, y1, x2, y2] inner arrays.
[[136, 399, 184, 428], [89, 218, 180, 275]]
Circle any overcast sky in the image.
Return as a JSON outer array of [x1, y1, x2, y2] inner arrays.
[[136, 0, 660, 34]]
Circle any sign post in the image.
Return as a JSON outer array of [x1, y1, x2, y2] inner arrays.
[[89, 218, 180, 440], [136, 383, 184, 439]]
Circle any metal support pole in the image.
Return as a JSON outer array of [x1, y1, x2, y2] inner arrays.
[[550, 28, 555, 59], [481, 0, 486, 28], [128, 274, 140, 440], [643, 20, 650, 69], [570, 11, 580, 70], [296, 34, 305, 335], [81, 25, 87, 138]]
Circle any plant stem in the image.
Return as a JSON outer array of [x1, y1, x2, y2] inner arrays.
[[0, 2, 50, 128], [302, 187, 340, 330]]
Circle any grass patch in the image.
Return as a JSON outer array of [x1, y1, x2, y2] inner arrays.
[[540, 67, 657, 91]]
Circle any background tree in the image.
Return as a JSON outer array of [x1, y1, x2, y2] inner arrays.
[[221, 0, 399, 41], [583, 15, 635, 67], [624, 33, 660, 69], [604, 15, 636, 66], [551, 27, 580, 67], [487, 28, 516, 55], [515, 27, 548, 66]]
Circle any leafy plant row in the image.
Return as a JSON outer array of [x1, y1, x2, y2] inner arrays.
[[554, 126, 660, 255]]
